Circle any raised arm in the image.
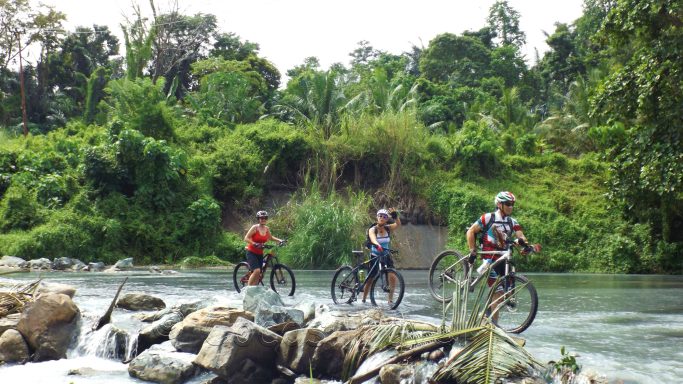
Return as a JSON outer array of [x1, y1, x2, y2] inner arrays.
[[387, 208, 401, 230]]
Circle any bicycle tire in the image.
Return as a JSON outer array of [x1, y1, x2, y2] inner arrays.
[[428, 250, 470, 303], [270, 264, 296, 296], [370, 268, 405, 310], [488, 274, 538, 334], [331, 266, 357, 304], [232, 262, 251, 293]]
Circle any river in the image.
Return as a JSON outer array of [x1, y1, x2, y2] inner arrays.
[[1, 270, 682, 383]]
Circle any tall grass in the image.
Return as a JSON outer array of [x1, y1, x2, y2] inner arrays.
[[272, 184, 371, 269]]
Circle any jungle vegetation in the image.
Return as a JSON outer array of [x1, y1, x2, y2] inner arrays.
[[0, 0, 681, 273]]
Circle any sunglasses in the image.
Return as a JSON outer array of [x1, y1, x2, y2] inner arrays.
[[258, 217, 268, 220], [503, 202, 515, 207], [377, 214, 389, 219]]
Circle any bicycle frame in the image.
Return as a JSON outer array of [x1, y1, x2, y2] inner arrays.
[[243, 249, 278, 285], [346, 250, 395, 300]]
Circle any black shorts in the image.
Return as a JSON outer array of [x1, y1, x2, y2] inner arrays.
[[245, 250, 264, 271]]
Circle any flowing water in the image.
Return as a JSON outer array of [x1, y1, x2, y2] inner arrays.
[[1, 270, 682, 383]]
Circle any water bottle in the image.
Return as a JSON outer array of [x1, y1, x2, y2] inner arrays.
[[476, 260, 491, 276], [358, 269, 366, 282]]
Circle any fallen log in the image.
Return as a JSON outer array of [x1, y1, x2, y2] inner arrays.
[[93, 277, 128, 331]]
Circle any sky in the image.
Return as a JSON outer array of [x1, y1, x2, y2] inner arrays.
[[36, 0, 586, 77]]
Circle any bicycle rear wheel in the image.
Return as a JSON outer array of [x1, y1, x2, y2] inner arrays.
[[331, 266, 357, 304], [428, 250, 470, 303], [370, 268, 405, 310], [488, 274, 538, 334], [270, 264, 296, 296], [232, 262, 251, 293]]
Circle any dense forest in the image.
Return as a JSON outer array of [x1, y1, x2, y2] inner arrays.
[[0, 0, 681, 273]]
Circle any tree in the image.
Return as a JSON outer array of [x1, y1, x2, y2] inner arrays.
[[487, 0, 526, 47], [593, 0, 683, 243], [419, 33, 491, 86]]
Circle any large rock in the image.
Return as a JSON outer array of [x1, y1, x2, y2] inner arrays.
[[170, 306, 253, 353], [16, 293, 80, 361], [28, 258, 52, 270], [35, 281, 76, 298], [308, 306, 384, 333], [86, 262, 105, 272], [310, 328, 364, 379], [379, 364, 413, 384], [117, 293, 166, 311], [277, 328, 326, 374], [194, 317, 282, 379], [0, 256, 27, 268], [128, 343, 198, 384], [0, 329, 29, 363], [255, 305, 304, 328], [52, 257, 86, 271], [138, 300, 207, 323], [114, 257, 134, 270], [242, 286, 284, 312], [137, 311, 184, 353]]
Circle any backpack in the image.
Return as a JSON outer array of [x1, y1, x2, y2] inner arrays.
[[479, 212, 513, 248], [365, 224, 391, 249]]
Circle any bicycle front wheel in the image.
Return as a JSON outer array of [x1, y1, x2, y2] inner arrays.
[[270, 264, 296, 296], [370, 268, 405, 310], [232, 262, 251, 293], [331, 266, 357, 304], [488, 274, 538, 334], [428, 250, 470, 303]]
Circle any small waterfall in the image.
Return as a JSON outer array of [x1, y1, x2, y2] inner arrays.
[[69, 322, 137, 361]]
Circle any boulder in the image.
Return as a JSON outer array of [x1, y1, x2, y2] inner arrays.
[[255, 305, 304, 328], [35, 281, 76, 298], [194, 317, 282, 379], [28, 258, 52, 270], [16, 293, 80, 361], [116, 293, 166, 311], [114, 257, 134, 270], [128, 343, 198, 384], [379, 364, 413, 384], [170, 306, 253, 353], [242, 286, 284, 312], [137, 311, 184, 353], [277, 328, 326, 374], [86, 262, 105, 272], [0, 329, 29, 363], [308, 306, 384, 333], [0, 256, 27, 268], [310, 328, 364, 379], [51, 257, 85, 271], [137, 300, 207, 323]]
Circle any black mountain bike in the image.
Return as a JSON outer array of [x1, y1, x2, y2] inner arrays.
[[428, 240, 538, 333], [233, 242, 296, 296], [331, 249, 405, 310]]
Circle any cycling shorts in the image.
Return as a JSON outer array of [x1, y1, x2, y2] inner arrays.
[[245, 250, 264, 271]]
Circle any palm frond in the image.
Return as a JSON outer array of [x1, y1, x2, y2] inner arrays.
[[433, 324, 543, 383]]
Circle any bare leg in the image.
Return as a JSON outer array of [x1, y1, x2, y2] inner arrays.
[[489, 290, 504, 324], [388, 272, 398, 304], [362, 277, 374, 302], [247, 268, 262, 286]]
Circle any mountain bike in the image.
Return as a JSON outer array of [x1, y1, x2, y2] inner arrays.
[[428, 239, 538, 333], [331, 248, 405, 310], [233, 241, 296, 296]]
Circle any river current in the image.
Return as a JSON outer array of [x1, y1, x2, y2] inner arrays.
[[1, 270, 682, 383]]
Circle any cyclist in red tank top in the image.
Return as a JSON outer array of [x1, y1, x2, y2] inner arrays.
[[244, 210, 284, 286]]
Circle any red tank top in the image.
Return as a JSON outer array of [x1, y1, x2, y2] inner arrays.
[[246, 227, 269, 255]]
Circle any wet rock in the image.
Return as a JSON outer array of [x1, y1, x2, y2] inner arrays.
[[268, 321, 300, 336], [379, 363, 413, 384], [194, 317, 282, 380], [128, 344, 198, 384], [116, 293, 166, 311], [28, 258, 52, 270], [242, 286, 284, 312], [0, 329, 29, 363], [114, 257, 134, 270], [277, 328, 326, 374], [255, 305, 304, 328], [428, 348, 445, 362], [0, 255, 27, 268], [137, 300, 207, 323], [16, 293, 80, 361], [310, 328, 364, 379], [87, 262, 105, 272], [294, 301, 316, 325], [52, 257, 86, 271], [308, 306, 384, 333], [35, 281, 76, 298], [169, 306, 253, 354], [138, 311, 184, 353]]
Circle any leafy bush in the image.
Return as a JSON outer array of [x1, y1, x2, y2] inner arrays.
[[0, 184, 43, 232], [273, 186, 370, 269], [453, 120, 502, 177], [178, 255, 230, 268]]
